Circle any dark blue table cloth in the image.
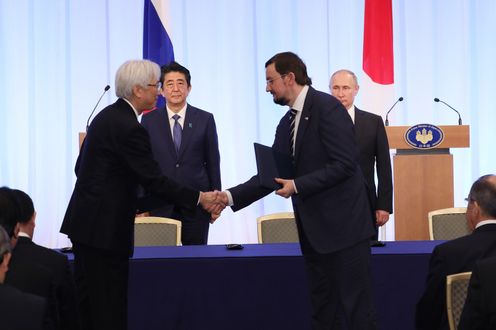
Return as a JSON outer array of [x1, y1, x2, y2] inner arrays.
[[64, 240, 443, 330]]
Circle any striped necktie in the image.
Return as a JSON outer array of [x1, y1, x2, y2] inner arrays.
[[289, 109, 297, 156]]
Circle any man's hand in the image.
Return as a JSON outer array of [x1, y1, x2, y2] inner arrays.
[[376, 210, 390, 226], [200, 191, 226, 223], [274, 178, 296, 198]]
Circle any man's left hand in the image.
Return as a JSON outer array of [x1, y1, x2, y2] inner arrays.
[[274, 178, 296, 198]]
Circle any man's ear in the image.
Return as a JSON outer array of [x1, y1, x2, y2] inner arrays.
[[1, 252, 11, 267], [132, 85, 142, 99], [31, 211, 37, 226], [13, 222, 20, 239]]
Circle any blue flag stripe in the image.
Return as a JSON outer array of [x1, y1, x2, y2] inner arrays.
[[143, 0, 174, 66]]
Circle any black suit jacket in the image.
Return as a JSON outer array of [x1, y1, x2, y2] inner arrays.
[[5, 260, 57, 329], [354, 108, 392, 213], [416, 223, 496, 330], [459, 255, 496, 330], [60, 98, 199, 255], [141, 104, 221, 220], [0, 283, 46, 330], [229, 87, 374, 254], [12, 236, 78, 329]]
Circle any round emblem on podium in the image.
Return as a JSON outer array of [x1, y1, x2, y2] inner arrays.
[[405, 124, 444, 149]]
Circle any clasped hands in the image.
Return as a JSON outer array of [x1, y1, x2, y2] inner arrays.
[[199, 178, 295, 223], [199, 191, 229, 223]]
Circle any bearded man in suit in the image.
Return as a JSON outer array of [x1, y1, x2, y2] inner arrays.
[[220, 52, 376, 330]]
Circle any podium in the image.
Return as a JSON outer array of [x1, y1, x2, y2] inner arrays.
[[385, 125, 470, 240]]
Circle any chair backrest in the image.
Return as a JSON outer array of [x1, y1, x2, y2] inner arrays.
[[134, 217, 182, 246], [428, 207, 469, 240], [446, 271, 472, 330], [257, 212, 298, 243]]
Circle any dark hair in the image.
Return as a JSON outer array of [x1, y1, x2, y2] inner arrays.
[[160, 61, 191, 86], [12, 189, 34, 224], [469, 174, 496, 218], [0, 187, 21, 238], [265, 52, 312, 86]]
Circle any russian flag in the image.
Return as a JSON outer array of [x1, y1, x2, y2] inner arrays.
[[143, 0, 174, 110], [360, 0, 396, 119]]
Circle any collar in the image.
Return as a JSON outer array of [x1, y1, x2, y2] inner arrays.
[[347, 104, 356, 123], [475, 220, 496, 229], [290, 85, 309, 112], [18, 232, 31, 239], [122, 98, 139, 119], [166, 104, 187, 119]]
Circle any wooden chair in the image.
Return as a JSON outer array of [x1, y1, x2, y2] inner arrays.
[[446, 271, 472, 330]]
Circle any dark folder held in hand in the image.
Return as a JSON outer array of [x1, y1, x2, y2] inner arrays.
[[254, 143, 293, 190]]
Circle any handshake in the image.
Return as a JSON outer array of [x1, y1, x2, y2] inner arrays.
[[199, 191, 229, 223]]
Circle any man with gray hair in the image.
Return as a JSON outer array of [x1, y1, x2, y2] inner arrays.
[[60, 59, 225, 330]]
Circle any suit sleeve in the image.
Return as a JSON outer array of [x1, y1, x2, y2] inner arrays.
[[374, 117, 393, 213], [294, 99, 359, 198], [205, 114, 222, 191], [120, 125, 199, 211]]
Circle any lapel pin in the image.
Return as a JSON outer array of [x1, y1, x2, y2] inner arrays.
[[188, 123, 192, 128], [304, 117, 309, 120]]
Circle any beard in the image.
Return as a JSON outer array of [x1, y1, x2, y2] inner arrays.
[[273, 95, 289, 106]]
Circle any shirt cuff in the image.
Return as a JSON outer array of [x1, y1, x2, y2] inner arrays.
[[224, 190, 234, 206]]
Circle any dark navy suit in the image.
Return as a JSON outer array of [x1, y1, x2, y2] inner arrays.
[[459, 255, 496, 330], [0, 283, 47, 330], [11, 236, 79, 329], [229, 87, 376, 329], [416, 223, 496, 330], [141, 105, 221, 244], [354, 108, 393, 238]]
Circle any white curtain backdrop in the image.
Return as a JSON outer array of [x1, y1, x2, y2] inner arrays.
[[1, 0, 494, 248]]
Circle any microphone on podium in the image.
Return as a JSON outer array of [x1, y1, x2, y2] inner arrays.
[[86, 85, 111, 132], [384, 97, 404, 126], [434, 98, 462, 125]]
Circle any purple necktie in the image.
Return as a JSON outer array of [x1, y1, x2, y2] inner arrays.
[[172, 114, 182, 152]]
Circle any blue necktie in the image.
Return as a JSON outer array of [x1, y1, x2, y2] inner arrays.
[[289, 109, 297, 156], [172, 114, 182, 153]]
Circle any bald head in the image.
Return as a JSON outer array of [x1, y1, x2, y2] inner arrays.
[[466, 174, 496, 229]]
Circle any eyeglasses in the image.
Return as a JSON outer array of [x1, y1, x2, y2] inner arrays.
[[146, 82, 162, 91], [465, 196, 474, 203], [266, 74, 287, 86]]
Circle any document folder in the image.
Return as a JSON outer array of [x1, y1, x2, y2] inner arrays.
[[254, 143, 293, 190]]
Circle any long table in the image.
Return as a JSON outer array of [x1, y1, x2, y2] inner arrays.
[[123, 240, 442, 330]]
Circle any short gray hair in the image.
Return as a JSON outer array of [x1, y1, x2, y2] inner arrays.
[[115, 60, 160, 99], [330, 69, 359, 86]]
